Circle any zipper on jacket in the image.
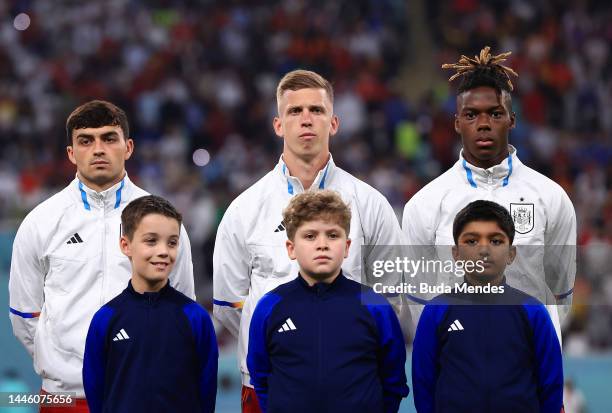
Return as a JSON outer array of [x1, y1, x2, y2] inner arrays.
[[99, 194, 107, 306], [316, 284, 324, 412]]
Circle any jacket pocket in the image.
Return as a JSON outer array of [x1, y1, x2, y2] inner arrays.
[[249, 243, 295, 279], [46, 256, 88, 295]]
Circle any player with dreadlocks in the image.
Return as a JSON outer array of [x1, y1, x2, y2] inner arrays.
[[401, 46, 576, 344]]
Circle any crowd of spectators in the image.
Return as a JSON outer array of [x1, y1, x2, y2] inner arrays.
[[0, 0, 610, 352]]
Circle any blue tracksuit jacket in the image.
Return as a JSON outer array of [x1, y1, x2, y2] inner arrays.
[[82, 281, 218, 413], [247, 272, 409, 413], [412, 281, 563, 413]]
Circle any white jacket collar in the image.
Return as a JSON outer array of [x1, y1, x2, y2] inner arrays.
[[277, 155, 336, 194], [73, 173, 131, 211], [457, 145, 520, 188]]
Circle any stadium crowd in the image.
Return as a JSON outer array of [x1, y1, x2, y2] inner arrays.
[[0, 0, 610, 352]]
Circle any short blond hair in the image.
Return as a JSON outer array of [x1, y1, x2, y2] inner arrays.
[[283, 190, 351, 241], [276, 69, 334, 106]]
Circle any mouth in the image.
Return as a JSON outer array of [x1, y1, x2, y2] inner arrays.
[[314, 255, 331, 261], [475, 137, 495, 148], [91, 160, 110, 166], [151, 262, 170, 270], [299, 133, 317, 140]]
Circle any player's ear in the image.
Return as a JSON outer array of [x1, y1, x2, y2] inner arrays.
[[66, 145, 76, 165], [286, 239, 296, 260], [120, 235, 132, 258], [454, 114, 460, 134], [452, 245, 459, 261], [124, 138, 134, 160], [507, 245, 516, 265], [329, 114, 339, 137], [273, 116, 283, 138], [344, 238, 351, 259], [509, 111, 516, 129]]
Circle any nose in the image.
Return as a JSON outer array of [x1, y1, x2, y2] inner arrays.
[[93, 138, 106, 155], [476, 113, 491, 131], [300, 109, 313, 127], [477, 242, 490, 258], [156, 244, 169, 258], [316, 236, 329, 250]]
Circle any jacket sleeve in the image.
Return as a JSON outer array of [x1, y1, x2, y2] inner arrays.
[[364, 292, 409, 413], [183, 303, 219, 413], [83, 306, 114, 413], [213, 201, 251, 337], [358, 189, 405, 314], [8, 213, 45, 357], [402, 192, 436, 247], [169, 224, 195, 300], [247, 293, 281, 413], [543, 189, 576, 325], [402, 191, 439, 332], [523, 302, 564, 413], [412, 303, 447, 413]]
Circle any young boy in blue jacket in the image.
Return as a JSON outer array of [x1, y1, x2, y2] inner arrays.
[[82, 195, 217, 413], [247, 189, 409, 413], [412, 200, 563, 413]]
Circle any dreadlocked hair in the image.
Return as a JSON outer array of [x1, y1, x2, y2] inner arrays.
[[442, 46, 518, 93]]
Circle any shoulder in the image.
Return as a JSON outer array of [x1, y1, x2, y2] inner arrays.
[[17, 186, 77, 243], [221, 170, 277, 221], [421, 294, 452, 322], [90, 303, 117, 332], [515, 163, 573, 206], [22, 186, 74, 225], [266, 278, 301, 301], [504, 284, 544, 306], [104, 288, 131, 310], [332, 166, 388, 204], [358, 282, 391, 306], [124, 181, 149, 201], [406, 166, 459, 207]]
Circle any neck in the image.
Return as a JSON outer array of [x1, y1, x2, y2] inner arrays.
[[301, 269, 340, 286], [283, 150, 329, 190], [77, 171, 125, 193], [463, 148, 509, 169], [132, 277, 167, 293], [465, 273, 504, 287]]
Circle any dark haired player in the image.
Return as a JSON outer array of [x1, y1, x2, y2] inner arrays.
[[9, 100, 194, 412], [402, 47, 576, 340]]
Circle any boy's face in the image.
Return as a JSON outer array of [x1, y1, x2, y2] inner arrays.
[[286, 219, 350, 284], [120, 213, 180, 291], [452, 220, 516, 283]]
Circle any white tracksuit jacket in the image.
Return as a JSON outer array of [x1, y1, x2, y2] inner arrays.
[[402, 146, 576, 340], [9, 175, 194, 396], [213, 156, 404, 386]]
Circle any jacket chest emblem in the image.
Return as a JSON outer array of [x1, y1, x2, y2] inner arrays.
[[510, 203, 534, 234]]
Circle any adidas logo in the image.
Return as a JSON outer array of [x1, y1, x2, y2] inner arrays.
[[112, 329, 130, 341], [66, 233, 83, 244], [277, 318, 297, 332], [274, 221, 286, 233], [447, 320, 464, 332]]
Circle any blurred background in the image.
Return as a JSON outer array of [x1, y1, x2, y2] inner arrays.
[[0, 0, 610, 411]]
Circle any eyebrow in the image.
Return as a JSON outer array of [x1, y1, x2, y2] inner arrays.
[[75, 131, 120, 139], [460, 231, 507, 238], [461, 104, 505, 112], [286, 104, 326, 112], [141, 232, 179, 237]]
